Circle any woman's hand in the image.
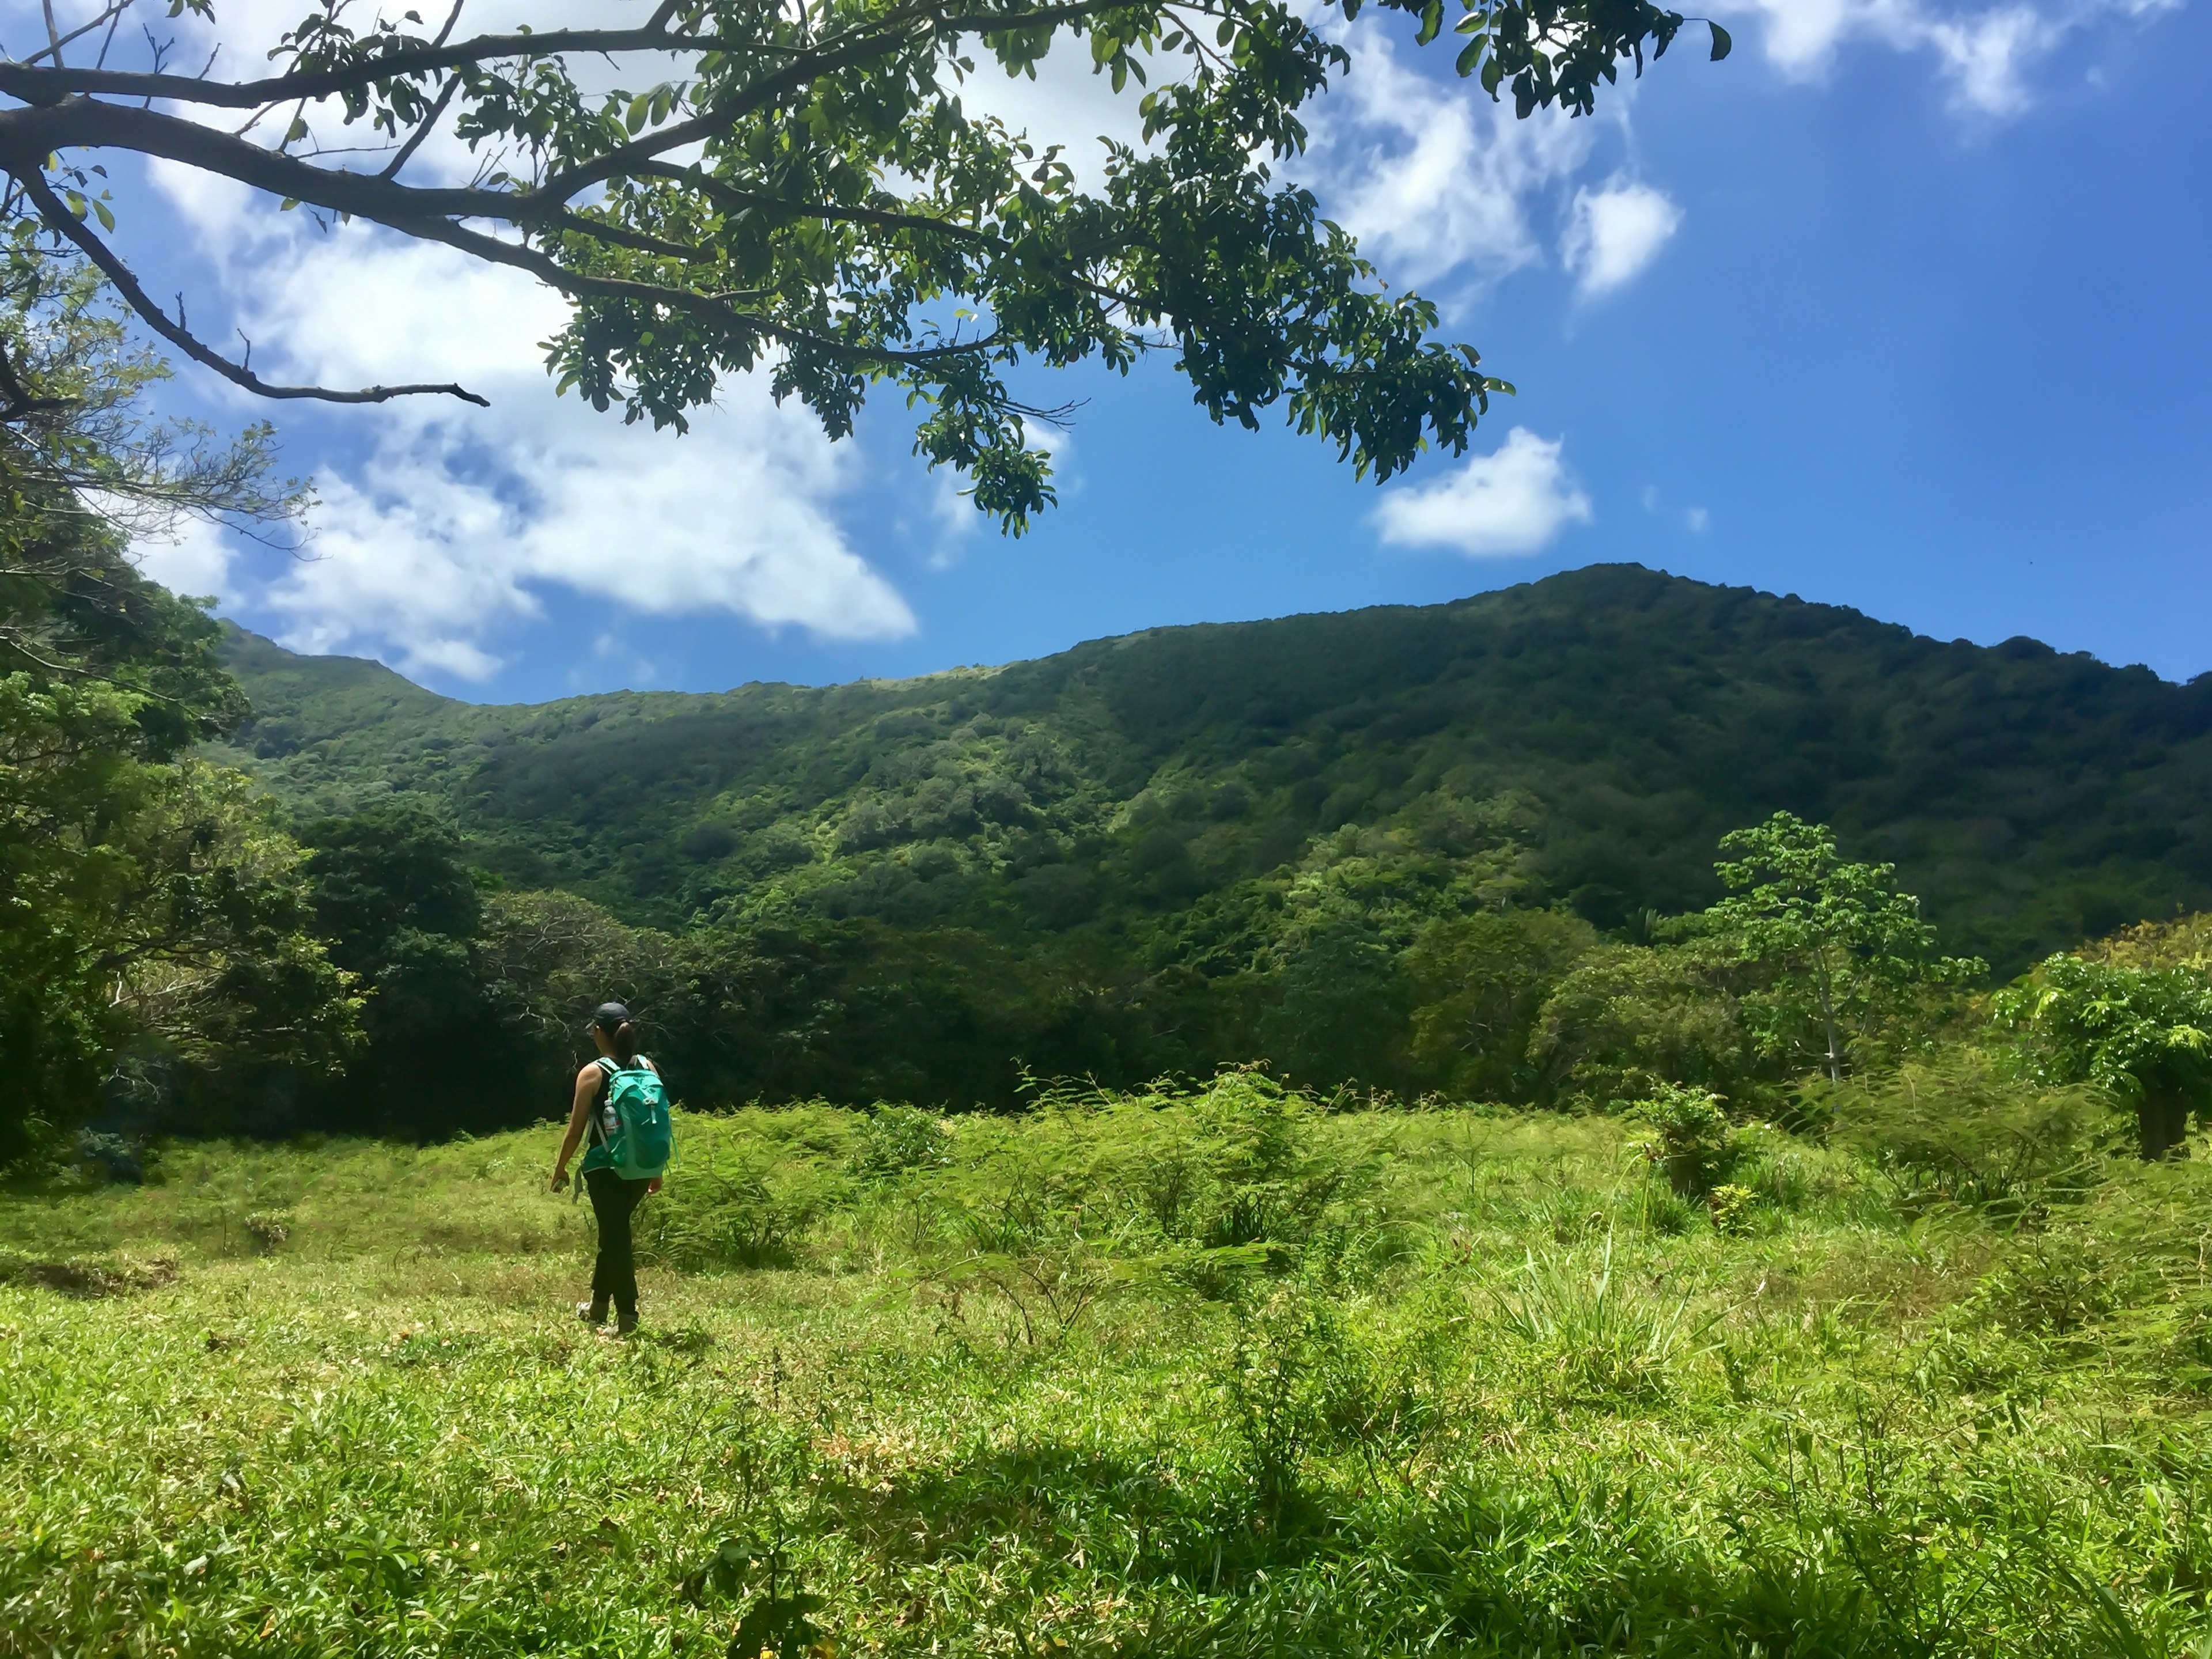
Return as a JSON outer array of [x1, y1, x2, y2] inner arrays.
[[551, 1166, 569, 1194], [647, 1176, 662, 1195]]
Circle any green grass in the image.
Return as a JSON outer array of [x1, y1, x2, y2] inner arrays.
[[5, 1078, 2212, 1658]]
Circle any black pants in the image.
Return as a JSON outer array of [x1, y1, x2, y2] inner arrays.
[[585, 1167, 651, 1321]]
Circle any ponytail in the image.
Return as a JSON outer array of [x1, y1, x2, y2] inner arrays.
[[589, 1001, 642, 1066]]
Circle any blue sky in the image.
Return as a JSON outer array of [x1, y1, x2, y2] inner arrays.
[[43, 0, 2207, 701]]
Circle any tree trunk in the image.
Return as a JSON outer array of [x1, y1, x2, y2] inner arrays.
[[2138, 1085, 2191, 1160], [1814, 953, 1842, 1083]]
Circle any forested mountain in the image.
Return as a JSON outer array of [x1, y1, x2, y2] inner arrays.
[[200, 564, 2212, 1127]]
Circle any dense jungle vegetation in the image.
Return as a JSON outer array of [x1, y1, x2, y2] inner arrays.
[[175, 565, 2212, 1138]]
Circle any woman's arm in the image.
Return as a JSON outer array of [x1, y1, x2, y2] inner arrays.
[[550, 1064, 601, 1191]]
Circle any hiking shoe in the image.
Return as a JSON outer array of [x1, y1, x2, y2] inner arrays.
[[576, 1302, 604, 1326], [615, 1314, 639, 1338]]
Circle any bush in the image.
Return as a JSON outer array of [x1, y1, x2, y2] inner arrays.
[[1630, 1082, 1743, 1198], [848, 1105, 950, 1181], [1527, 945, 1753, 1108], [1217, 1279, 1361, 1520], [639, 1112, 849, 1269], [1818, 1052, 2111, 1222], [1706, 1183, 1759, 1236]]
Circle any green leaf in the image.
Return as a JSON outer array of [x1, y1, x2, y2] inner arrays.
[[1455, 36, 1486, 75], [1416, 0, 1445, 45], [1709, 21, 1732, 60], [92, 199, 115, 232], [286, 117, 309, 144], [626, 93, 652, 134]]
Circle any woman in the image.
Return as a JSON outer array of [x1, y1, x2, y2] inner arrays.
[[550, 1002, 662, 1336]]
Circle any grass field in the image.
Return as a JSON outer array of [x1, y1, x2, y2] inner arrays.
[[5, 1073, 2212, 1658]]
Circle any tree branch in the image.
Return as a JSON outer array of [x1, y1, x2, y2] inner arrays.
[[392, 207, 998, 372], [20, 0, 133, 69], [16, 168, 489, 407], [533, 0, 1129, 204], [0, 25, 745, 109], [374, 70, 460, 181]]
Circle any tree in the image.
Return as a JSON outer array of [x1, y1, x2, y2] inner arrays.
[[1683, 812, 1982, 1083], [0, 242, 344, 1166], [1527, 941, 1748, 1107], [0, 0, 1724, 529], [1993, 953, 2212, 1160]]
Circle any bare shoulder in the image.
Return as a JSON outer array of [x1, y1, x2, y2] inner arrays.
[[575, 1059, 607, 1086]]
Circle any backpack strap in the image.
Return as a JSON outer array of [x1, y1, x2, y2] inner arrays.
[[588, 1056, 619, 1145]]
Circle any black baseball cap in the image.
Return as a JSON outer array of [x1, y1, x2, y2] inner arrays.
[[589, 1002, 632, 1030]]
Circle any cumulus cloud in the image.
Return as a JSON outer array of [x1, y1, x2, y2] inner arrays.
[[135, 166, 914, 682], [1563, 180, 1683, 298], [128, 514, 240, 604], [1372, 429, 1593, 556], [1301, 28, 1596, 294], [1727, 0, 2175, 116]]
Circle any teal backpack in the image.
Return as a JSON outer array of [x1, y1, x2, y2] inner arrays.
[[588, 1058, 675, 1181]]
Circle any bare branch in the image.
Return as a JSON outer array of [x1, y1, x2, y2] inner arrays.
[[0, 25, 736, 109], [21, 0, 134, 69], [17, 167, 490, 408]]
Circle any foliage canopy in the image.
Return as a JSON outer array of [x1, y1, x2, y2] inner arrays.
[[0, 0, 1721, 526], [1995, 953, 2212, 1159], [0, 245, 349, 1168], [1683, 810, 1983, 1082]]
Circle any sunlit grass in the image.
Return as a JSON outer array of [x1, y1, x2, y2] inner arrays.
[[5, 1084, 2211, 1657]]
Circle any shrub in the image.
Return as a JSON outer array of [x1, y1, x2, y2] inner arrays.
[[1527, 944, 1753, 1108], [1630, 1082, 1743, 1198], [639, 1123, 844, 1270], [1819, 1052, 2109, 1222], [244, 1211, 291, 1252], [1217, 1280, 1361, 1520], [848, 1105, 950, 1181]]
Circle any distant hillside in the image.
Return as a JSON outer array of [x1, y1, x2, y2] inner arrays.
[[215, 565, 2212, 976]]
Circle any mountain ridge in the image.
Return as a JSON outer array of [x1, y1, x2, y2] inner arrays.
[[213, 563, 2212, 974]]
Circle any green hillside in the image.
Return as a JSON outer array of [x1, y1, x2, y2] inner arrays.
[[218, 563, 2212, 974]]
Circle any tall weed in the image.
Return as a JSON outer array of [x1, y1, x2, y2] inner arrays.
[[1492, 1233, 1707, 1405]]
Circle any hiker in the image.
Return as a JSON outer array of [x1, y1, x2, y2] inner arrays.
[[550, 1002, 674, 1336]]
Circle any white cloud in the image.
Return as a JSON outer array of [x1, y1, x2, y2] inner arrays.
[[1925, 6, 2055, 114], [1563, 180, 1683, 298], [1726, 0, 2176, 116], [135, 172, 914, 682], [127, 514, 238, 603], [1301, 28, 1596, 294], [1372, 428, 1593, 556]]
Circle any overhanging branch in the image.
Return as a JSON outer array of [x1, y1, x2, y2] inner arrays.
[[17, 168, 490, 408]]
